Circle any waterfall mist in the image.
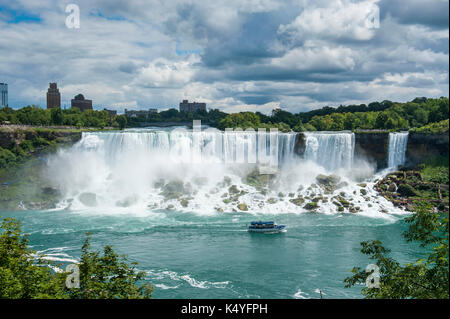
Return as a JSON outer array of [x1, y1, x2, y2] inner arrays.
[[45, 128, 405, 217]]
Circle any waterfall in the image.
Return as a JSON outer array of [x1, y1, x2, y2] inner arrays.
[[48, 127, 401, 216], [76, 129, 298, 167], [303, 132, 355, 171], [388, 132, 409, 169]]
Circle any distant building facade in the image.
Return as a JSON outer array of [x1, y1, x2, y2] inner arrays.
[[124, 108, 158, 118], [1, 83, 8, 107], [71, 94, 93, 111], [103, 108, 117, 117], [179, 100, 206, 112], [46, 83, 61, 109]]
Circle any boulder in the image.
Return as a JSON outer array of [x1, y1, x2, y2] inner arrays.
[[304, 202, 319, 210], [79, 192, 97, 207], [237, 203, 248, 211], [228, 185, 239, 195], [387, 183, 397, 192], [180, 199, 189, 207], [115, 195, 138, 207], [289, 196, 305, 206], [244, 170, 271, 190], [160, 180, 190, 200], [316, 174, 334, 185]]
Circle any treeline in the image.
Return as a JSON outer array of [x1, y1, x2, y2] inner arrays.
[[126, 108, 227, 127], [1, 97, 448, 132], [217, 97, 449, 132], [0, 106, 127, 129]]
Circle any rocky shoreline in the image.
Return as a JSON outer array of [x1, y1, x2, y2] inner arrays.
[[374, 168, 449, 213]]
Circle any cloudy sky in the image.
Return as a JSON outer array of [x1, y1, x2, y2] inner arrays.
[[0, 0, 448, 113]]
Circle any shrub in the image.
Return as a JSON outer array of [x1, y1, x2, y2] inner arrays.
[[397, 184, 419, 197]]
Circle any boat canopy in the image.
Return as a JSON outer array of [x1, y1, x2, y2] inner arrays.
[[250, 221, 275, 225]]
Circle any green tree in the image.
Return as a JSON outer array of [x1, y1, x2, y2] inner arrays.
[[64, 234, 153, 299], [0, 217, 153, 299], [115, 115, 127, 129], [50, 108, 64, 125], [0, 217, 65, 298], [218, 112, 261, 130], [344, 203, 449, 298], [375, 112, 389, 129]]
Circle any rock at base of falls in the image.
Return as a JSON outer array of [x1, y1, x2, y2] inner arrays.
[[237, 203, 248, 211], [304, 202, 319, 210], [79, 192, 98, 207], [316, 174, 341, 185], [160, 180, 192, 200], [115, 195, 138, 207]]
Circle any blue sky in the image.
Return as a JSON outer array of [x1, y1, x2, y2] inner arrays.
[[0, 0, 448, 114]]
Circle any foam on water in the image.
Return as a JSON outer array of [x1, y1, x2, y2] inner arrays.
[[293, 289, 310, 299], [146, 269, 230, 290]]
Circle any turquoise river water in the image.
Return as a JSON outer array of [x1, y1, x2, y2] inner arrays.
[[1, 128, 423, 298], [2, 209, 423, 299]]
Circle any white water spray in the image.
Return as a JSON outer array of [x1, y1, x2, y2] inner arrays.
[[388, 132, 409, 169], [46, 128, 405, 217], [303, 132, 355, 171]]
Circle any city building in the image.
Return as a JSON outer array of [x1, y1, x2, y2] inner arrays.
[[71, 94, 93, 111], [46, 82, 61, 109], [124, 108, 158, 118], [179, 100, 206, 112], [103, 108, 117, 117], [1, 83, 8, 107]]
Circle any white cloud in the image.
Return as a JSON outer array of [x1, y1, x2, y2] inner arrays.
[[278, 0, 380, 43], [271, 46, 357, 72], [0, 0, 448, 114], [133, 56, 200, 88]]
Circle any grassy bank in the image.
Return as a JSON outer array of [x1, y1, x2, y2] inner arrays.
[[375, 155, 449, 213]]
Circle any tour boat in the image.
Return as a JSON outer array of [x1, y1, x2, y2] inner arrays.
[[248, 221, 286, 233]]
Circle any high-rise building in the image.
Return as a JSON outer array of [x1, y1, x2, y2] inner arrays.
[[179, 100, 206, 112], [46, 83, 61, 109], [0, 83, 8, 107], [71, 94, 93, 111]]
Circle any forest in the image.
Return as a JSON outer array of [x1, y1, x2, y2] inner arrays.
[[0, 96, 448, 133]]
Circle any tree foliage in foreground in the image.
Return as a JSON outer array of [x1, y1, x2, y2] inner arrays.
[[0, 217, 153, 299], [344, 203, 449, 298]]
